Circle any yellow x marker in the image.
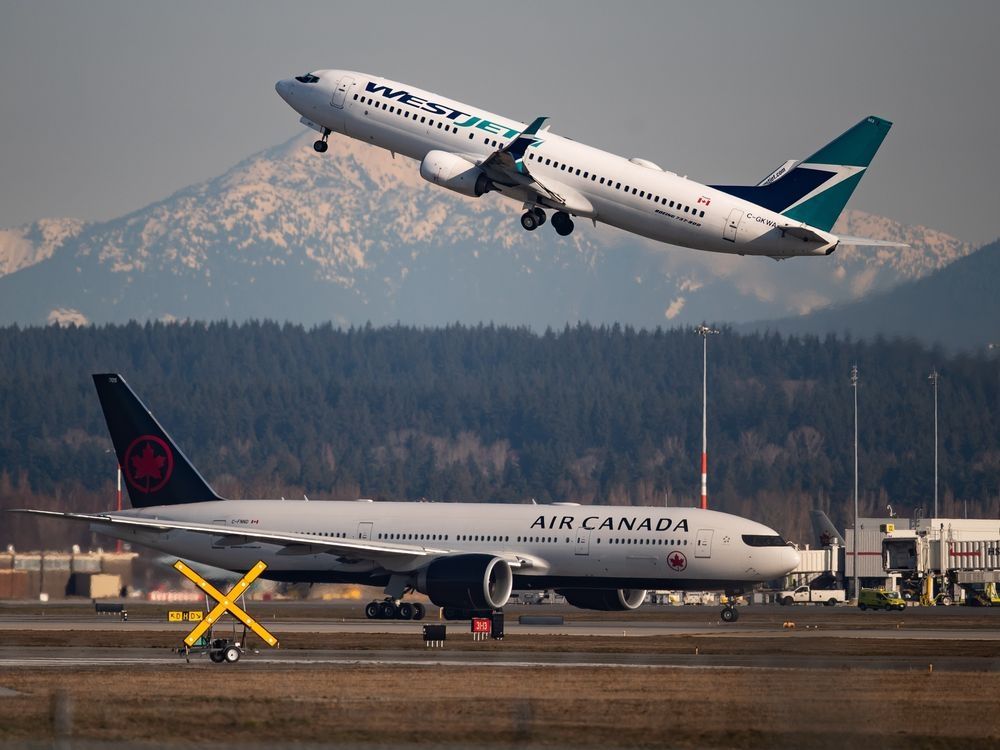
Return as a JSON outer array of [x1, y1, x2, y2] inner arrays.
[[173, 560, 279, 648]]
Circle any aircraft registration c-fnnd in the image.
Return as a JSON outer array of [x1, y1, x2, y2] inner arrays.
[[16, 374, 800, 623], [276, 69, 905, 259]]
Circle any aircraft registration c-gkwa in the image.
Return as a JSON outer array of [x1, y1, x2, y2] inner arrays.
[[16, 375, 799, 622], [276, 70, 905, 260]]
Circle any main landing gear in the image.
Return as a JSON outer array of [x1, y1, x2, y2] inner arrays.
[[313, 128, 331, 153], [364, 598, 427, 621], [520, 208, 574, 237]]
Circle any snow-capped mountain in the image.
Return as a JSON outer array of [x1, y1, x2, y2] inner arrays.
[[0, 133, 973, 328]]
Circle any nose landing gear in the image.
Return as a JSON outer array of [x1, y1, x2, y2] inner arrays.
[[313, 128, 331, 153]]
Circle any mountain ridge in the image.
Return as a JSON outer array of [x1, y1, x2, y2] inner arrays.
[[0, 133, 976, 330]]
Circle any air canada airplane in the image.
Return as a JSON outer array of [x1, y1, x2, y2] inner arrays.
[[275, 70, 903, 260], [15, 374, 799, 622]]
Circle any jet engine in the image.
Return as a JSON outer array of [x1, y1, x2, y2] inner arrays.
[[416, 554, 513, 610], [419, 150, 493, 197], [558, 588, 647, 611]]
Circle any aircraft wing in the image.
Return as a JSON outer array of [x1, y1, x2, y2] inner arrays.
[[476, 116, 567, 207], [11, 509, 537, 568], [11, 509, 444, 559]]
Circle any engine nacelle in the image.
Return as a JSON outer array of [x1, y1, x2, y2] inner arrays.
[[416, 554, 513, 610], [558, 588, 647, 611], [419, 150, 493, 197]]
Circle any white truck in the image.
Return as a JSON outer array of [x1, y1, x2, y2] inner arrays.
[[778, 586, 846, 607]]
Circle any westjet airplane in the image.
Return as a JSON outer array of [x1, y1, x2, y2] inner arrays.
[[16, 375, 799, 622], [276, 70, 903, 259]]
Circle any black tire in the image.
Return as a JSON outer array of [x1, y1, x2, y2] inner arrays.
[[412, 603, 426, 621], [223, 646, 241, 664], [532, 207, 546, 225], [896, 604, 906, 611], [397, 602, 414, 620], [826, 598, 838, 607], [552, 212, 574, 236], [782, 596, 794, 606], [520, 212, 538, 231], [859, 603, 867, 611], [313, 140, 328, 153], [364, 601, 380, 620], [209, 650, 225, 663], [380, 601, 397, 619], [720, 606, 739, 623]]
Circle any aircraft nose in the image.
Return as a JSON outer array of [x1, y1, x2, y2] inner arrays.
[[781, 545, 801, 574], [275, 79, 293, 102]]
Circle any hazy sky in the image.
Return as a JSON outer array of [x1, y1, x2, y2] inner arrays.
[[1, 1, 997, 245]]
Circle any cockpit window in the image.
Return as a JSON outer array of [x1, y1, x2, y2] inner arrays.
[[742, 534, 787, 547], [295, 73, 320, 84]]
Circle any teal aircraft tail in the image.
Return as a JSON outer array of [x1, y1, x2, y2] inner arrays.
[[711, 116, 893, 231]]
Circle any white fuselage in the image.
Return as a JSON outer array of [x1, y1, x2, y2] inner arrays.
[[275, 70, 838, 258], [95, 499, 799, 591]]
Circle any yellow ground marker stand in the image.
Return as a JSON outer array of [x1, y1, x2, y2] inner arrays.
[[172, 560, 279, 648]]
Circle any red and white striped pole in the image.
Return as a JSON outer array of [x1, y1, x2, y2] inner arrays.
[[696, 324, 720, 510], [116, 464, 123, 553]]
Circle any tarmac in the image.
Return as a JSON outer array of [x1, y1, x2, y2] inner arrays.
[[2, 601, 999, 673]]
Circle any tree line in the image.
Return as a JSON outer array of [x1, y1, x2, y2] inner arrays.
[[0, 321, 996, 546]]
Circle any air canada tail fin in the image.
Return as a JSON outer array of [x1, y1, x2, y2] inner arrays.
[[711, 116, 893, 231], [92, 373, 224, 508]]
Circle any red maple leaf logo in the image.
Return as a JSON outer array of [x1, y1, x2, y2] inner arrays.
[[668, 552, 687, 571], [123, 435, 174, 494], [131, 443, 166, 484]]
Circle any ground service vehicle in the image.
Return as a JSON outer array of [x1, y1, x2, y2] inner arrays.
[[778, 586, 846, 606], [858, 588, 906, 611]]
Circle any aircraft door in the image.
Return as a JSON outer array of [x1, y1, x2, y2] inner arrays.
[[357, 521, 373, 540], [723, 209, 743, 242], [695, 529, 713, 558], [331, 76, 355, 109], [575, 529, 591, 556]]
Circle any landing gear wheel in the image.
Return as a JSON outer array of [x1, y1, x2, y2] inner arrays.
[[313, 139, 328, 153], [551, 211, 574, 236], [223, 646, 241, 663], [412, 602, 426, 621], [720, 606, 739, 623], [532, 207, 546, 226], [520, 212, 539, 231], [379, 601, 398, 619], [365, 601, 381, 619], [397, 602, 414, 620]]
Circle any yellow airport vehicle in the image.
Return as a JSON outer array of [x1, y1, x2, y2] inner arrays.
[[858, 587, 906, 612]]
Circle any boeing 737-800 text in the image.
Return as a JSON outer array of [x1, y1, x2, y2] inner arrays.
[[16, 374, 799, 622], [276, 69, 902, 259]]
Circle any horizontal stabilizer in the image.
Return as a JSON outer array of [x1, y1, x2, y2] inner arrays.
[[835, 236, 909, 248]]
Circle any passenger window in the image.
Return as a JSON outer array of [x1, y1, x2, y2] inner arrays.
[[599, 177, 605, 184], [616, 182, 621, 189], [639, 191, 645, 198], [700, 210, 705, 217], [545, 158, 551, 165], [469, 133, 474, 140]]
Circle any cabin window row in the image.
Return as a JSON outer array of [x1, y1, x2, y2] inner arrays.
[[355, 94, 460, 134]]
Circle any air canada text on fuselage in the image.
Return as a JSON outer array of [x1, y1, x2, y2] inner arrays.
[[531, 515, 689, 532]]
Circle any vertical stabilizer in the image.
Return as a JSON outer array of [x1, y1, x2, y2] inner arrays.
[[92, 373, 224, 508]]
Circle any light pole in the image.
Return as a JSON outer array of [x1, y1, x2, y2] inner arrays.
[[851, 364, 859, 602], [696, 324, 720, 510], [928, 369, 939, 519]]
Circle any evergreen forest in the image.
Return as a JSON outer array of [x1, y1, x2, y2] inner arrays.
[[1, 322, 997, 547]]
